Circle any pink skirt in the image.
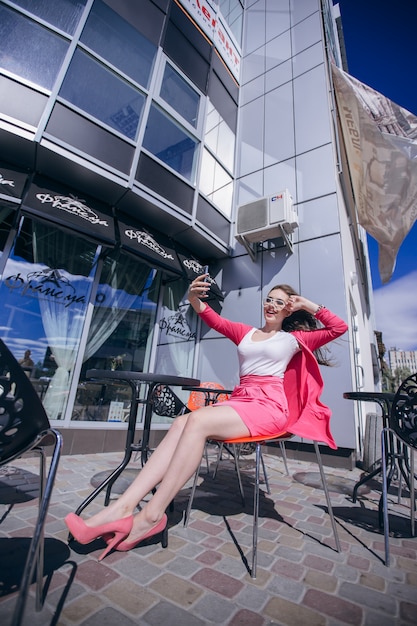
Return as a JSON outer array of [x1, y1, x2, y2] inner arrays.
[[218, 375, 289, 437]]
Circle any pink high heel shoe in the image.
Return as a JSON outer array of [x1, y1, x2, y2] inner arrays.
[[65, 512, 134, 561], [109, 513, 168, 553]]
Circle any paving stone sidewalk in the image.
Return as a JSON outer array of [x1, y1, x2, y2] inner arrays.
[[0, 449, 416, 626]]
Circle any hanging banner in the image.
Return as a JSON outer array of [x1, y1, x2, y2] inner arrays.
[[331, 64, 417, 283]]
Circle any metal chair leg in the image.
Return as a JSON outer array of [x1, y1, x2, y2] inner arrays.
[[232, 444, 245, 505], [184, 460, 202, 527], [410, 448, 415, 537], [381, 428, 390, 566], [279, 441, 290, 476], [11, 430, 63, 626], [313, 442, 341, 553], [251, 442, 261, 579], [260, 450, 271, 494], [36, 449, 46, 612]]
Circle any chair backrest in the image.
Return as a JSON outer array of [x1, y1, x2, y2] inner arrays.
[[187, 382, 229, 411], [151, 383, 187, 418], [0, 339, 50, 465], [389, 372, 417, 447]]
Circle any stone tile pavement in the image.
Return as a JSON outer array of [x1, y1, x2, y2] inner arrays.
[[0, 447, 416, 626]]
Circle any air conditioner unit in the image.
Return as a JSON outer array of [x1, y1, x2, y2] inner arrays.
[[236, 190, 298, 243]]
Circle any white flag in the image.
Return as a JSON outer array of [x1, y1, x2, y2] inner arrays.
[[331, 64, 417, 283]]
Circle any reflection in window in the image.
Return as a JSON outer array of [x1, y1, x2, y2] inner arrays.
[[143, 105, 198, 182], [0, 204, 16, 257], [0, 5, 69, 90], [153, 279, 197, 423], [0, 217, 98, 420], [205, 100, 235, 171], [199, 148, 233, 218], [160, 64, 200, 128], [81, 0, 157, 89], [59, 49, 145, 140], [9, 0, 87, 35], [218, 0, 243, 47], [73, 255, 160, 422]]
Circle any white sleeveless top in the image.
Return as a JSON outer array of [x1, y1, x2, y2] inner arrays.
[[237, 329, 299, 378]]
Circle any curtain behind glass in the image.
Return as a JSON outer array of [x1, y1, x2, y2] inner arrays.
[[32, 221, 97, 419], [83, 250, 151, 361]]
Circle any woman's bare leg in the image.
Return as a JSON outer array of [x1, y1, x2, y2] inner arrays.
[[84, 412, 190, 526], [124, 404, 250, 541]]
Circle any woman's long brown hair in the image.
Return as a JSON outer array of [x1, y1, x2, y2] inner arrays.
[[269, 284, 332, 366]]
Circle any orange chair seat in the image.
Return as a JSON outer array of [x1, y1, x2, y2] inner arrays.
[[222, 432, 293, 445]]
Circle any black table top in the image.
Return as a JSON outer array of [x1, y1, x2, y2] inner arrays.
[[182, 385, 234, 395], [343, 391, 395, 403], [86, 369, 200, 388]]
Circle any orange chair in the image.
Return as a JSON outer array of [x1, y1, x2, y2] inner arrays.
[[185, 430, 342, 579], [185, 382, 230, 472], [186, 381, 230, 410]]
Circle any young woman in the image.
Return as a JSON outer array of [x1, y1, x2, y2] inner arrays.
[[65, 276, 348, 560]]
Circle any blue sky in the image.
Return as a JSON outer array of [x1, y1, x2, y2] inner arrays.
[[336, 0, 417, 351]]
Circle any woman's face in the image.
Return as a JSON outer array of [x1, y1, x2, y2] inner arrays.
[[263, 288, 290, 321]]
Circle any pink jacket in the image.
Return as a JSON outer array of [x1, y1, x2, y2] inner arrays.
[[199, 305, 348, 449]]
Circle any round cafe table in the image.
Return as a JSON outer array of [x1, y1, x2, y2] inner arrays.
[[343, 391, 395, 504], [74, 370, 199, 516]]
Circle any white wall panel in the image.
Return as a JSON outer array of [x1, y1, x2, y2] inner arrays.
[[297, 193, 340, 241], [294, 65, 332, 153], [265, 30, 291, 71], [242, 47, 265, 84], [265, 59, 292, 93], [266, 0, 290, 42], [264, 158, 296, 200], [296, 144, 336, 203], [292, 41, 324, 78], [240, 75, 264, 106], [264, 82, 295, 167], [290, 10, 321, 55], [243, 0, 266, 55], [237, 98, 264, 177]]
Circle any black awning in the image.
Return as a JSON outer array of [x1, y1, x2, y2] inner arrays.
[[21, 176, 116, 246], [0, 162, 29, 202], [116, 211, 184, 276], [177, 254, 224, 300]]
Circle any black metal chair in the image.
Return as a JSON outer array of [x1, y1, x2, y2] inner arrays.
[[381, 372, 417, 565], [0, 338, 63, 626]]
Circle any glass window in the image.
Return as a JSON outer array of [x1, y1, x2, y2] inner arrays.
[[160, 64, 200, 128], [0, 217, 98, 420], [199, 148, 233, 218], [0, 203, 16, 258], [205, 101, 235, 172], [143, 105, 198, 182], [9, 0, 86, 35], [0, 6, 69, 90], [80, 0, 157, 89], [153, 279, 197, 423], [72, 252, 160, 423], [218, 0, 243, 47], [59, 49, 146, 140]]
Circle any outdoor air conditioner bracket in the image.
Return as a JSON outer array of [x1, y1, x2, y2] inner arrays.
[[278, 224, 294, 254], [235, 235, 257, 261], [236, 225, 294, 262]]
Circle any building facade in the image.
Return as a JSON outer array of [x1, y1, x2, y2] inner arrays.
[[388, 348, 417, 376], [0, 0, 378, 462]]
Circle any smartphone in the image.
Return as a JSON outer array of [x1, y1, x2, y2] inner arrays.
[[203, 265, 210, 282]]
